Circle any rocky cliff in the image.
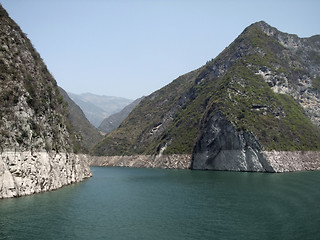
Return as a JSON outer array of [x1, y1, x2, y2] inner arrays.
[[0, 152, 91, 198], [0, 5, 91, 198], [93, 21, 320, 172], [192, 111, 273, 171]]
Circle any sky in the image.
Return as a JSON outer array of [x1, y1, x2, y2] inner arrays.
[[1, 0, 320, 100]]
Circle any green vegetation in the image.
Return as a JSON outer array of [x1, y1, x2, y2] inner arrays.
[[59, 87, 103, 152], [93, 21, 320, 156], [0, 4, 94, 154], [214, 61, 320, 151], [93, 69, 201, 156]]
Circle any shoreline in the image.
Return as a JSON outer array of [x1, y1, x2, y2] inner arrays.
[[0, 151, 91, 199], [90, 154, 192, 169], [89, 151, 320, 173]]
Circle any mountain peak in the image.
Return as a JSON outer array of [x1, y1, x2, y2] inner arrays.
[[239, 21, 283, 41], [93, 21, 320, 172]]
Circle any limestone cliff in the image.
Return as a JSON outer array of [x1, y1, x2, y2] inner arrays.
[[192, 111, 273, 172], [0, 152, 91, 198], [0, 5, 91, 198], [191, 111, 320, 172]]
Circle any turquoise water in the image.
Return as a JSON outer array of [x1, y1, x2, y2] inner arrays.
[[1, 167, 320, 240]]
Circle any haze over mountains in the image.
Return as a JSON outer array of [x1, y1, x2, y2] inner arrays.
[[59, 88, 103, 151], [98, 97, 144, 134], [68, 92, 133, 127]]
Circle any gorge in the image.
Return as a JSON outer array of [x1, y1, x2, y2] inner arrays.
[[1, 3, 320, 200]]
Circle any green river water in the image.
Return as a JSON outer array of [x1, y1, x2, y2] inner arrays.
[[0, 167, 320, 239]]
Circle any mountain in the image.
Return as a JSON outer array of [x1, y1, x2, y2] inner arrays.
[[98, 97, 144, 133], [0, 5, 91, 198], [59, 88, 103, 151], [68, 92, 133, 127], [93, 21, 320, 172]]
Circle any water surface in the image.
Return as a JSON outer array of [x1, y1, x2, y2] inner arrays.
[[1, 167, 320, 239]]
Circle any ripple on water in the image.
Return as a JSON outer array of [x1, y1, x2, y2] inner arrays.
[[1, 168, 320, 240]]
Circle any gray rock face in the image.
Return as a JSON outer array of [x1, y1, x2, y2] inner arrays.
[[263, 151, 320, 172], [254, 21, 320, 128], [256, 64, 320, 128], [192, 111, 274, 172], [0, 152, 91, 199], [192, 111, 320, 172]]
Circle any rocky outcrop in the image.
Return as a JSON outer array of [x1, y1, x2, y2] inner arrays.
[[256, 65, 320, 128], [90, 154, 191, 169], [0, 152, 91, 199], [192, 111, 274, 172], [254, 21, 320, 128], [192, 111, 320, 172], [263, 151, 320, 172]]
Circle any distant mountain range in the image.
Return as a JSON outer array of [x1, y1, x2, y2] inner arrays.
[[98, 97, 144, 133], [68, 92, 133, 127]]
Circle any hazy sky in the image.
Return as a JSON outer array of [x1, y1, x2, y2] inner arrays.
[[1, 0, 320, 99]]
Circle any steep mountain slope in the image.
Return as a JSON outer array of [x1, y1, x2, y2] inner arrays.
[[59, 88, 103, 151], [68, 92, 133, 127], [0, 5, 91, 198], [93, 68, 200, 156], [93, 21, 320, 171], [98, 97, 144, 133]]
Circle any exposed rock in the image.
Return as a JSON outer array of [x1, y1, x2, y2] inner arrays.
[[263, 151, 320, 172], [0, 152, 91, 199], [192, 111, 320, 172], [192, 111, 274, 172], [90, 154, 191, 169], [90, 150, 320, 172], [256, 67, 320, 128]]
